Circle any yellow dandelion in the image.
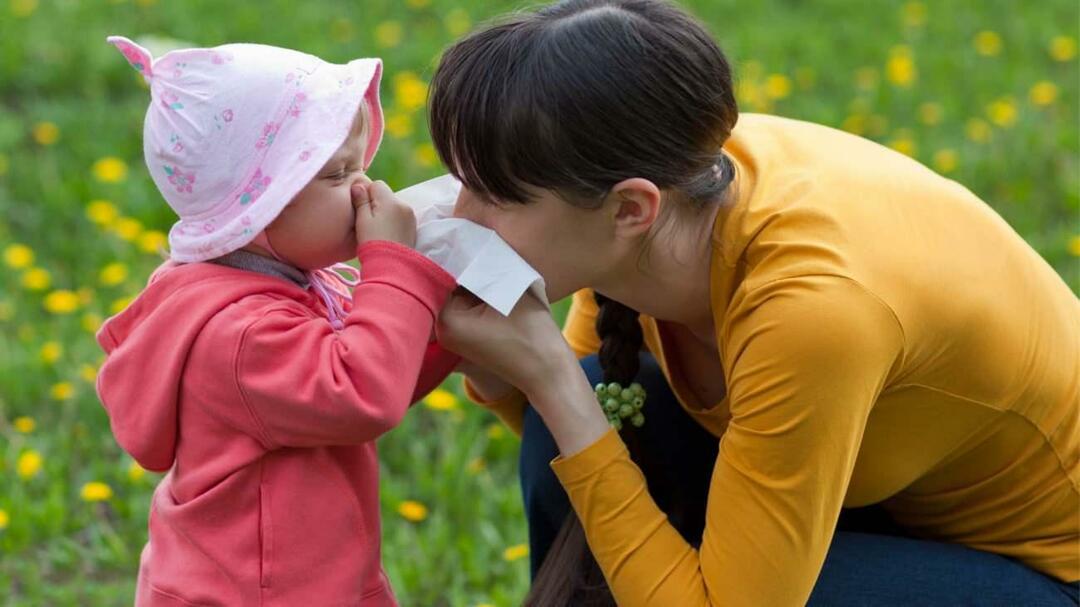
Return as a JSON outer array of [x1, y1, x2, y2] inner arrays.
[[3, 243, 34, 269], [138, 230, 168, 254], [414, 143, 439, 168], [933, 149, 958, 174], [397, 500, 429, 522], [127, 461, 146, 482], [487, 423, 506, 440], [17, 450, 43, 479], [424, 388, 459, 411], [1068, 235, 1080, 257], [99, 262, 129, 287], [986, 97, 1018, 128], [92, 157, 129, 183], [39, 341, 62, 364], [901, 1, 926, 27], [21, 267, 51, 291], [86, 200, 119, 226], [13, 416, 36, 434], [1049, 36, 1077, 62], [32, 121, 59, 146], [885, 46, 916, 87], [44, 290, 80, 314], [10, 0, 37, 18], [80, 481, 114, 502], [1029, 81, 1059, 107], [735, 79, 767, 112], [375, 20, 403, 49], [110, 296, 133, 315], [394, 72, 428, 113], [973, 31, 1003, 57], [918, 102, 943, 126], [0, 509, 8, 530], [965, 118, 992, 143], [467, 457, 486, 474], [82, 313, 103, 334], [329, 18, 354, 44], [503, 544, 529, 562], [50, 382, 75, 401], [888, 135, 917, 158], [385, 112, 414, 139], [79, 364, 98, 383], [841, 114, 867, 136], [445, 9, 472, 37], [763, 74, 792, 100], [854, 67, 878, 90], [112, 217, 144, 241]]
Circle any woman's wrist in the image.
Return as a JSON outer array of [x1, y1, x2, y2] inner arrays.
[[524, 355, 610, 457]]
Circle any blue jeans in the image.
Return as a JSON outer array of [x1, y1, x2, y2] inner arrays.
[[520, 354, 1079, 605]]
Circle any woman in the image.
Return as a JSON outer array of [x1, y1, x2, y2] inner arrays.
[[432, 1, 1080, 604]]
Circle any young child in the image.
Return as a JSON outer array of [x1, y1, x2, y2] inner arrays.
[[97, 37, 460, 606]]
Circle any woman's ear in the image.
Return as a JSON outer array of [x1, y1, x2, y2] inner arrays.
[[609, 178, 662, 238]]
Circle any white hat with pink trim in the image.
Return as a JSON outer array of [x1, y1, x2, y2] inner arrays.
[[107, 36, 384, 263]]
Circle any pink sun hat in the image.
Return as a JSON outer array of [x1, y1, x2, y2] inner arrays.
[[107, 36, 384, 263]]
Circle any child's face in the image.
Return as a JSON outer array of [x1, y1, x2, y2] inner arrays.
[[258, 111, 370, 269]]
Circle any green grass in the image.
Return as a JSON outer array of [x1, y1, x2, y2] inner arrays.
[[0, 0, 1076, 605]]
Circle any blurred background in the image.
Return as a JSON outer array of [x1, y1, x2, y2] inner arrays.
[[0, 0, 1076, 605]]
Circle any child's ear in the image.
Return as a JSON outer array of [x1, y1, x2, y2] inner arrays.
[[609, 178, 662, 238]]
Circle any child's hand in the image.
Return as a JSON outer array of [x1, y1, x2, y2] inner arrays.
[[353, 181, 417, 248]]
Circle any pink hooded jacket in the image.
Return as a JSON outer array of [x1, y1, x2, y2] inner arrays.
[[96, 241, 458, 606]]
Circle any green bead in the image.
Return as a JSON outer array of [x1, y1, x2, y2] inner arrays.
[[619, 404, 634, 418], [606, 382, 622, 397], [620, 388, 634, 401], [611, 417, 623, 431], [631, 383, 645, 397], [631, 413, 645, 427], [632, 397, 645, 410], [603, 398, 620, 413], [594, 383, 607, 394]]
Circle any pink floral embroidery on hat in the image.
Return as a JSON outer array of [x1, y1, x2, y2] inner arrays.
[[286, 93, 307, 118], [255, 122, 279, 149], [164, 165, 195, 193], [238, 169, 271, 205], [161, 91, 183, 111]]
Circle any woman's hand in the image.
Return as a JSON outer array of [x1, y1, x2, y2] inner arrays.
[[438, 291, 610, 456]]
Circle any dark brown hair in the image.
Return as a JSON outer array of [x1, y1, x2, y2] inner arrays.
[[430, 1, 738, 604]]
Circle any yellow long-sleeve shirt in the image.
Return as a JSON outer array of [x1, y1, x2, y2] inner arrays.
[[471, 113, 1079, 605]]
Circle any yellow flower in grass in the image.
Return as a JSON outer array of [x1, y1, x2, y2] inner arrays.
[[503, 544, 529, 562], [918, 102, 943, 126], [973, 31, 1002, 57], [900, 1, 926, 27], [397, 500, 428, 522], [86, 200, 119, 226], [487, 423, 506, 440], [44, 290, 80, 314], [1029, 81, 1059, 107], [763, 74, 792, 100], [385, 112, 414, 139], [40, 341, 62, 364], [80, 481, 113, 502], [113, 217, 143, 241], [10, 0, 37, 18], [0, 509, 8, 530], [32, 121, 59, 146], [885, 46, 916, 87], [933, 149, 958, 174], [841, 114, 867, 136], [467, 457, 486, 474], [888, 131, 917, 157], [424, 389, 459, 411], [138, 230, 168, 254], [3, 243, 34, 269], [17, 450, 42, 479], [92, 157, 128, 183], [1068, 235, 1080, 257], [21, 267, 51, 291], [375, 21, 403, 48], [51, 382, 74, 401], [986, 98, 1018, 128], [128, 461, 146, 482], [82, 313, 103, 333], [394, 72, 428, 112], [1049, 36, 1077, 62], [110, 296, 133, 315], [13, 416, 36, 433], [445, 9, 472, 37], [80, 364, 98, 383], [99, 262, 129, 287], [965, 118, 992, 144], [414, 143, 439, 168]]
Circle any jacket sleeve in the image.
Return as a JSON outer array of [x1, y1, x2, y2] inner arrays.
[[233, 241, 457, 448]]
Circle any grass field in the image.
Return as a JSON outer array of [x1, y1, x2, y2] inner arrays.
[[0, 0, 1076, 605]]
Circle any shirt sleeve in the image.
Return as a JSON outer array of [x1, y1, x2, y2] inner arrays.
[[563, 288, 603, 359], [550, 275, 904, 606], [233, 241, 457, 448]]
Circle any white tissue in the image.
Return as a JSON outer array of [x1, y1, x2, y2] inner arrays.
[[395, 174, 547, 316]]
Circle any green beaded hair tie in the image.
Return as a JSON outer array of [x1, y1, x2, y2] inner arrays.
[[594, 381, 646, 430]]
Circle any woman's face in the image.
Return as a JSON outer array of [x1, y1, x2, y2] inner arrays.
[[453, 186, 616, 302]]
